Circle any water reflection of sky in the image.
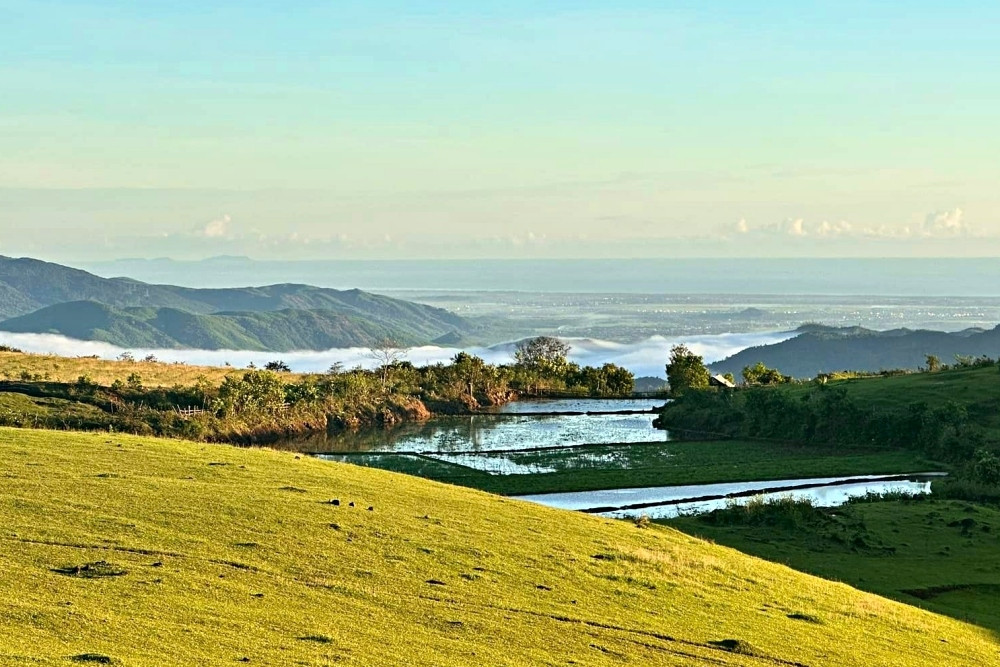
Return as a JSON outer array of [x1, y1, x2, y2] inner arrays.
[[322, 411, 667, 453], [516, 475, 944, 517], [494, 398, 666, 414]]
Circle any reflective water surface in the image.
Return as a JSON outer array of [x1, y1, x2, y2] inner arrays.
[[516, 474, 945, 519], [305, 399, 667, 453]]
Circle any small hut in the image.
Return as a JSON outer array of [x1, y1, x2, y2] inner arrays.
[[709, 374, 736, 389]]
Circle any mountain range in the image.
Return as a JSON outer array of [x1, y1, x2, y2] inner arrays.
[[0, 256, 472, 350], [710, 324, 1000, 378]]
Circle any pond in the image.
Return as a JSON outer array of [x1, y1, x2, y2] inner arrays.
[[515, 473, 945, 519], [490, 398, 666, 414], [305, 398, 667, 454]]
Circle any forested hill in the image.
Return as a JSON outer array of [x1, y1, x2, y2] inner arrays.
[[710, 324, 1000, 378], [0, 256, 471, 349]]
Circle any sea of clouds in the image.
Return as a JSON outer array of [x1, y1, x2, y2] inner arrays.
[[0, 330, 796, 378]]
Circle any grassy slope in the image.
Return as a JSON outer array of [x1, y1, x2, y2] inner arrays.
[[779, 364, 1000, 437], [337, 440, 941, 496], [0, 351, 275, 387], [1, 429, 997, 666], [668, 499, 1000, 635]]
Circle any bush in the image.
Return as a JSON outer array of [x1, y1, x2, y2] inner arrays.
[[701, 496, 820, 529], [264, 360, 291, 373]]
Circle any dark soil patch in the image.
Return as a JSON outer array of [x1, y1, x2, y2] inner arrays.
[[70, 654, 113, 664], [787, 612, 823, 624], [52, 561, 127, 578], [709, 639, 758, 655]]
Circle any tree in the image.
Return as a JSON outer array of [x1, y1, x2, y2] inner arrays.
[[597, 363, 634, 396], [217, 370, 286, 417], [513, 336, 571, 373], [666, 344, 709, 394], [264, 360, 291, 372], [368, 339, 408, 391], [925, 354, 941, 372], [742, 361, 788, 386], [451, 352, 488, 400]]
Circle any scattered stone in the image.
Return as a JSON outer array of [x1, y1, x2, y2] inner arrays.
[[426, 579, 446, 586]]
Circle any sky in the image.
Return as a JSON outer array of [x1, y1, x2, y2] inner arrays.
[[2, 1, 999, 260]]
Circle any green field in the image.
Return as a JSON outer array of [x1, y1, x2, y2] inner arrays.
[[667, 497, 1000, 635], [333, 439, 943, 495], [2, 427, 996, 665], [782, 364, 1000, 436]]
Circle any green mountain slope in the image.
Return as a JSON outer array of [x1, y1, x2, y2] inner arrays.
[[0, 256, 472, 348], [0, 300, 427, 350], [1, 427, 996, 665], [711, 325, 1000, 378]]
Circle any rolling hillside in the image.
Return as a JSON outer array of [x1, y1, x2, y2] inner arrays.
[[1, 427, 997, 665], [0, 256, 472, 349], [711, 324, 1000, 378], [0, 300, 441, 350]]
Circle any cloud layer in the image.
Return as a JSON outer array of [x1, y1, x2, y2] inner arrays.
[[0, 331, 797, 379], [722, 207, 971, 241]]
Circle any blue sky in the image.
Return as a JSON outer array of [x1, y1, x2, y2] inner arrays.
[[2, 1, 998, 259]]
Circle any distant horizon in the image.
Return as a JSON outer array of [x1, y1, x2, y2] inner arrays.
[[60, 255, 1000, 298]]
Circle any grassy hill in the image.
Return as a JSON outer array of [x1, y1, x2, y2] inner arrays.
[[0, 350, 249, 386], [1, 428, 997, 665], [710, 325, 1000, 378], [659, 363, 1000, 456], [0, 300, 420, 350], [669, 497, 1000, 635], [0, 256, 471, 348]]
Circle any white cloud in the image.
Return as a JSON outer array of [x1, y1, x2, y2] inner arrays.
[[721, 209, 970, 242], [922, 208, 967, 237], [782, 218, 807, 237], [198, 214, 232, 238], [814, 220, 852, 237]]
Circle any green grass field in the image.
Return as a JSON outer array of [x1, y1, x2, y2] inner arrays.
[[784, 364, 1000, 438], [1, 427, 997, 665], [668, 497, 1000, 635], [334, 440, 942, 495]]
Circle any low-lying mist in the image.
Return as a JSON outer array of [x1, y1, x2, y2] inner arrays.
[[0, 330, 796, 379]]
